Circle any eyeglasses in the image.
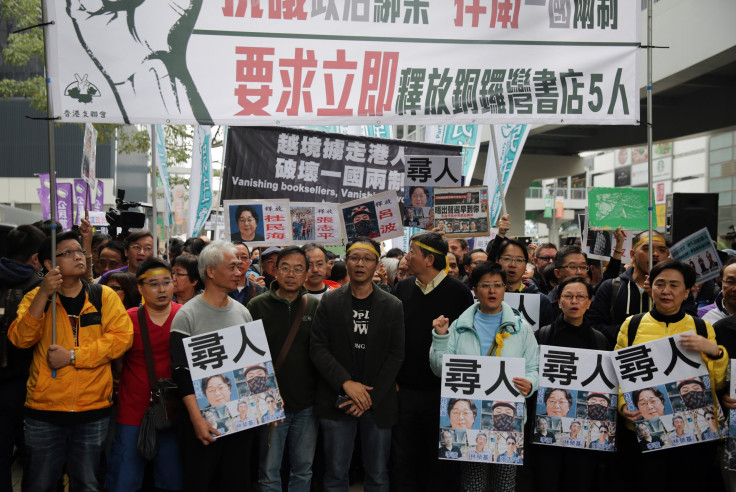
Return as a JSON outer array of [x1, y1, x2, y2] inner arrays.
[[537, 256, 555, 262], [129, 245, 154, 253], [236, 256, 251, 262], [56, 248, 87, 258], [143, 280, 173, 289], [346, 256, 378, 264], [600, 429, 609, 434], [108, 285, 123, 292], [498, 256, 526, 265], [277, 266, 306, 275], [477, 282, 506, 291], [560, 294, 589, 302], [562, 264, 589, 272], [172, 272, 189, 278]]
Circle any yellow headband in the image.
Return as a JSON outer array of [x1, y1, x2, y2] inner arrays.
[[413, 240, 449, 274], [137, 268, 171, 280], [347, 243, 380, 258], [632, 236, 666, 251]]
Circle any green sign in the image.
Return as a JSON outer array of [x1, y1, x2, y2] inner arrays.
[[588, 187, 655, 230], [543, 196, 554, 219]]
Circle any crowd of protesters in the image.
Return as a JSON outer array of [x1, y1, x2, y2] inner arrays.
[[2, 212, 736, 492]]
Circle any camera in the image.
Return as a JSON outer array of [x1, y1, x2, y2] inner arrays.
[[106, 189, 147, 240]]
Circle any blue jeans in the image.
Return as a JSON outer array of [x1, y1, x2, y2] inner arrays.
[[321, 411, 391, 492], [23, 416, 108, 492], [105, 422, 183, 492], [258, 405, 318, 492]]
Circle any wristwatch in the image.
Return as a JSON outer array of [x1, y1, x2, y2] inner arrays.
[[70, 349, 76, 366]]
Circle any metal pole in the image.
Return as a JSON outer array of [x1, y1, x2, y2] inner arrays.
[[489, 126, 507, 216], [150, 128, 159, 256], [647, 0, 654, 273], [40, 1, 58, 378]]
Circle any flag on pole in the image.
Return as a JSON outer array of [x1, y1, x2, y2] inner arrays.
[[150, 125, 173, 226], [188, 125, 214, 237], [483, 124, 530, 225]]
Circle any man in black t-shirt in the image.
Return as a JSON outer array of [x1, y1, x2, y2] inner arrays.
[[311, 237, 404, 491]]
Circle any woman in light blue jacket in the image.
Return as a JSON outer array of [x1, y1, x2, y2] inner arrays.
[[430, 262, 539, 492]]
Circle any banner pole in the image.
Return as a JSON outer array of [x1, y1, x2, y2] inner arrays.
[[647, 0, 654, 273], [150, 128, 159, 256], [489, 126, 507, 216]]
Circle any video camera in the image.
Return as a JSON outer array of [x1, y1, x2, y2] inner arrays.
[[106, 189, 147, 240]]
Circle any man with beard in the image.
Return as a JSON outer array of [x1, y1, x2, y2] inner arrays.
[[246, 247, 320, 492], [590, 231, 698, 347], [350, 206, 380, 239]]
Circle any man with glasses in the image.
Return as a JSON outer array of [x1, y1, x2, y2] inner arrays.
[[229, 242, 265, 306], [530, 243, 557, 295], [310, 237, 404, 491], [99, 230, 155, 285], [246, 246, 320, 492], [545, 245, 590, 322], [170, 241, 256, 491], [699, 258, 736, 324], [462, 249, 488, 289], [392, 231, 473, 491], [8, 230, 133, 491], [302, 243, 340, 300], [258, 246, 281, 289]]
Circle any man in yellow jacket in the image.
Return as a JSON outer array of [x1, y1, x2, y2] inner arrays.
[[8, 230, 133, 492]]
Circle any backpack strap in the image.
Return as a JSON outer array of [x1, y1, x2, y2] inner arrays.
[[626, 313, 646, 347], [692, 316, 708, 339], [609, 277, 622, 323], [536, 324, 553, 345]]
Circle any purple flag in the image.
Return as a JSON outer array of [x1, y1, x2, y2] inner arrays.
[[94, 180, 104, 212], [56, 183, 73, 231], [73, 179, 88, 225], [39, 173, 51, 220]]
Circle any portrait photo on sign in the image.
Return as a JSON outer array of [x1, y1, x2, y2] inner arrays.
[[433, 185, 490, 238], [537, 387, 577, 419], [291, 206, 316, 241], [482, 400, 523, 433], [405, 185, 434, 208], [227, 202, 265, 242], [259, 389, 286, 424], [234, 363, 278, 398], [342, 201, 381, 240], [195, 371, 239, 410], [202, 406, 233, 437], [441, 397, 482, 430], [438, 428, 465, 460]]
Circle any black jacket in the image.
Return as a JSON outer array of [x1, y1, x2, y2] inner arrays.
[[310, 284, 404, 428]]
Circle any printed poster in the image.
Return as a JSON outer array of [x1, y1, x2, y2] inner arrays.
[[439, 355, 526, 466], [434, 186, 490, 238], [184, 320, 284, 437], [535, 346, 618, 452], [81, 122, 97, 186], [613, 335, 725, 452], [290, 202, 341, 245], [504, 293, 541, 332], [224, 199, 291, 246], [669, 227, 722, 284], [403, 156, 463, 228], [340, 191, 403, 242], [588, 187, 654, 231]]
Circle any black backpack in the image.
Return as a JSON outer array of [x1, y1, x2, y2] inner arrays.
[[626, 312, 708, 347], [0, 273, 43, 369]]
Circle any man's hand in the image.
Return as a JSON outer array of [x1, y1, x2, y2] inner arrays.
[[249, 274, 266, 288], [527, 243, 538, 259], [512, 377, 532, 396], [339, 399, 365, 418], [79, 217, 93, 253], [47, 345, 72, 369], [432, 315, 450, 335], [722, 394, 736, 410], [342, 380, 373, 412], [620, 405, 641, 423], [496, 214, 511, 237], [192, 414, 219, 445]]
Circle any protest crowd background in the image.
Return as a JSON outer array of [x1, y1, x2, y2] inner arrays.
[[3, 2, 736, 492]]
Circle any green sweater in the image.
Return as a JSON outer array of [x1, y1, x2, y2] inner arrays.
[[246, 284, 319, 413]]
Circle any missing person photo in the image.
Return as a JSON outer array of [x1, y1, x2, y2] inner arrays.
[[196, 371, 239, 410], [229, 203, 265, 242]]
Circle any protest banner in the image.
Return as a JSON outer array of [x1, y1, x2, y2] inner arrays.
[[588, 187, 653, 231], [439, 355, 525, 465], [73, 179, 89, 225], [613, 335, 725, 452], [289, 202, 341, 245], [504, 293, 541, 332], [93, 180, 104, 212], [340, 191, 402, 243], [39, 173, 51, 220], [728, 363, 736, 471], [44, 3, 639, 126], [184, 320, 284, 437], [150, 125, 174, 226], [434, 186, 490, 238], [425, 125, 480, 179], [87, 211, 108, 228], [189, 125, 214, 237], [224, 199, 291, 246], [669, 227, 722, 284], [403, 156, 463, 228], [222, 127, 461, 203], [55, 183, 73, 231], [81, 123, 97, 188], [484, 124, 530, 226], [535, 346, 618, 452]]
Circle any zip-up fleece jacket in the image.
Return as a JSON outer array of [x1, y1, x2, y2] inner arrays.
[[8, 282, 133, 412]]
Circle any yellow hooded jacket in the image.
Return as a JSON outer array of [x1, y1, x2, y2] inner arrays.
[[8, 283, 133, 413]]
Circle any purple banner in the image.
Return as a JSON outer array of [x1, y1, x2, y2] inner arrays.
[[73, 179, 88, 225], [39, 173, 51, 220], [56, 183, 73, 231], [94, 180, 104, 212]]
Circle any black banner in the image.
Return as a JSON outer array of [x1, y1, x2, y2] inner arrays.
[[222, 127, 462, 203]]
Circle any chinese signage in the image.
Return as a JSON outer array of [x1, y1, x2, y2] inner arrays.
[[224, 199, 291, 245], [434, 186, 490, 238], [184, 320, 283, 437], [222, 127, 460, 203], [339, 191, 403, 243], [81, 123, 97, 186], [403, 156, 462, 229], [439, 355, 525, 465], [45, 2, 639, 125], [613, 335, 723, 452], [535, 346, 618, 452], [484, 124, 530, 226], [669, 227, 722, 284], [290, 202, 341, 245], [504, 293, 541, 332]]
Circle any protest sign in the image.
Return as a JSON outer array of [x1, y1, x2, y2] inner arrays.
[[340, 191, 402, 243], [189, 125, 214, 237], [535, 346, 618, 452], [504, 293, 541, 332], [87, 211, 108, 228], [434, 186, 490, 238], [73, 179, 89, 225], [425, 125, 481, 179], [484, 124, 530, 226], [289, 202, 341, 245], [613, 335, 724, 452], [403, 156, 462, 228], [728, 363, 736, 471], [184, 320, 284, 437], [223, 127, 460, 203], [56, 183, 73, 231], [39, 173, 51, 220], [224, 199, 291, 245], [669, 227, 722, 284], [588, 187, 653, 231], [469, 229, 499, 252], [81, 123, 97, 187], [44, 3, 639, 126], [439, 355, 525, 465]]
